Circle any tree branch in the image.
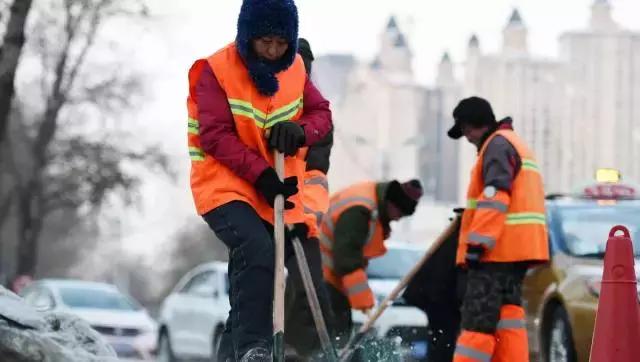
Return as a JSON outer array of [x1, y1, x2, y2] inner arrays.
[[62, 0, 109, 95], [0, 0, 34, 144]]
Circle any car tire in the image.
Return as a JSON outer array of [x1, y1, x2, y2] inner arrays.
[[211, 325, 225, 362], [158, 329, 179, 362], [546, 307, 577, 362]]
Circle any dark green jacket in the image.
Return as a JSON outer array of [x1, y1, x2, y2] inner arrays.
[[332, 182, 392, 276]]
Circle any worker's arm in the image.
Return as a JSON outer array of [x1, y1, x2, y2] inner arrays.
[[333, 206, 375, 310], [466, 136, 521, 260], [299, 78, 333, 147], [305, 128, 333, 174], [195, 61, 269, 183]]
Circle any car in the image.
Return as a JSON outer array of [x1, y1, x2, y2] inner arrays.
[[352, 241, 429, 362], [156, 261, 229, 362], [19, 279, 157, 361], [522, 169, 640, 362]]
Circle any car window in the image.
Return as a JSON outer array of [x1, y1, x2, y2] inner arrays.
[[558, 204, 640, 257], [183, 271, 218, 297], [59, 287, 141, 311], [367, 248, 422, 279]]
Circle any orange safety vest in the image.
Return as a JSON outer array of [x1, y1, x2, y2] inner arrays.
[[319, 182, 386, 307], [457, 129, 549, 264], [186, 43, 307, 224], [302, 168, 329, 238]]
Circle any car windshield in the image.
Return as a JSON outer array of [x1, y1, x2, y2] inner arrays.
[[367, 247, 422, 279], [59, 287, 141, 311], [558, 203, 640, 257]]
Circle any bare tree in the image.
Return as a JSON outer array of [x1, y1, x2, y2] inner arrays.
[[157, 222, 229, 299], [1, 0, 166, 276], [0, 0, 34, 145]]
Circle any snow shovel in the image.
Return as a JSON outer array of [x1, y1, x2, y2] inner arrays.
[[338, 217, 461, 362], [273, 150, 286, 362], [290, 232, 339, 361]]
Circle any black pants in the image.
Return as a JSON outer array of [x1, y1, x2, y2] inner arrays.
[[204, 201, 333, 361]]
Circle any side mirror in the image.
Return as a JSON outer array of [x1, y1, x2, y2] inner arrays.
[[34, 299, 52, 311]]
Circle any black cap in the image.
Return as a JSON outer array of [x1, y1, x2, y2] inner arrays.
[[448, 96, 496, 139]]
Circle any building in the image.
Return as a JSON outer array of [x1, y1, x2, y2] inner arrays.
[[319, 17, 426, 191], [449, 1, 640, 198], [418, 52, 462, 203], [559, 0, 640, 187]]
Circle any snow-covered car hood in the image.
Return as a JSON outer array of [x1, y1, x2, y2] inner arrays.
[[66, 308, 156, 331], [369, 278, 402, 300]]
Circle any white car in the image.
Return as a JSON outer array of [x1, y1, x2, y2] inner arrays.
[[20, 279, 157, 361], [157, 261, 229, 362], [351, 242, 429, 361]]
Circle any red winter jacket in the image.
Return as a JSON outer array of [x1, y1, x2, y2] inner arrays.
[[195, 64, 332, 184]]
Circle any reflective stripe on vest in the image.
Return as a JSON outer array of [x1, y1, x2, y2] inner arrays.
[[454, 345, 491, 362], [496, 318, 526, 330], [346, 281, 370, 296], [189, 146, 205, 161], [228, 97, 303, 129], [305, 176, 329, 191]]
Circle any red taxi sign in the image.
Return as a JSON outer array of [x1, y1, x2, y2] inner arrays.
[[583, 183, 637, 199]]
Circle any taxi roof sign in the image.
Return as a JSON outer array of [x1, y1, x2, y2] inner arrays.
[[596, 168, 621, 183]]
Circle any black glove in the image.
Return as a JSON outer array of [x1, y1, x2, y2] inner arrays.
[[255, 168, 298, 209], [288, 223, 309, 241], [268, 121, 306, 156], [465, 244, 485, 269]]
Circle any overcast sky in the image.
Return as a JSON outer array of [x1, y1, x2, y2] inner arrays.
[[121, 0, 640, 255]]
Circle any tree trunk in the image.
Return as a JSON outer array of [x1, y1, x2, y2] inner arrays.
[[0, 0, 34, 144], [16, 178, 41, 276]]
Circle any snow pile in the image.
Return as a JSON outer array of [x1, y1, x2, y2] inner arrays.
[[0, 286, 117, 362]]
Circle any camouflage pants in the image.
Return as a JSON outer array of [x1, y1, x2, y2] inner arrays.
[[459, 265, 526, 334]]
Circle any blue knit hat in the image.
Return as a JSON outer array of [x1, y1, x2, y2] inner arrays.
[[236, 0, 299, 96]]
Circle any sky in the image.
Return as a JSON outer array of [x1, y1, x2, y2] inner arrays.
[[118, 0, 640, 255]]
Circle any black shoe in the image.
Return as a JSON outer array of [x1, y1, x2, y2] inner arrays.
[[240, 347, 272, 362]]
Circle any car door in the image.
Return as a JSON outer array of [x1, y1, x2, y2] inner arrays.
[[170, 270, 218, 358], [170, 271, 211, 356], [187, 270, 220, 357]]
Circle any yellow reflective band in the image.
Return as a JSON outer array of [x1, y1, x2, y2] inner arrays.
[[188, 117, 199, 135], [263, 97, 303, 128], [522, 159, 540, 172], [506, 212, 546, 225], [228, 97, 303, 129], [228, 99, 267, 119], [189, 147, 205, 161], [467, 199, 478, 209]]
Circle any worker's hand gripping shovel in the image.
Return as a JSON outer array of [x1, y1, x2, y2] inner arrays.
[[273, 150, 286, 362], [338, 217, 461, 362]]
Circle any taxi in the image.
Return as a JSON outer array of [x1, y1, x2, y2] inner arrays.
[[523, 169, 640, 362]]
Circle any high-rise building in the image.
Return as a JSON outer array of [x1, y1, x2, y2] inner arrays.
[[559, 0, 640, 186]]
